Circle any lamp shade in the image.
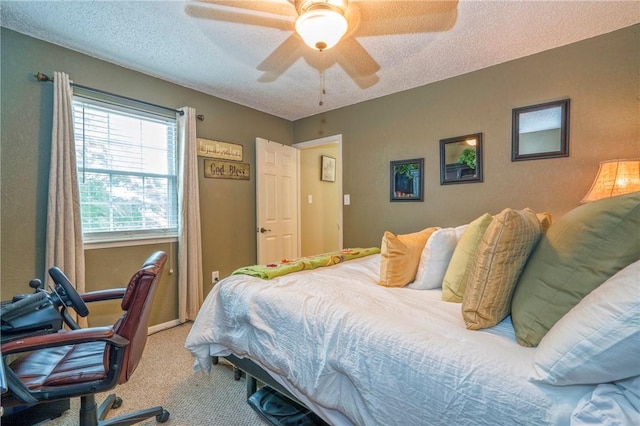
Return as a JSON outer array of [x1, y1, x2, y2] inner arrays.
[[295, 4, 348, 51], [581, 159, 640, 203]]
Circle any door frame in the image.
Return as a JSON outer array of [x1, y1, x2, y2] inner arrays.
[[293, 134, 343, 251]]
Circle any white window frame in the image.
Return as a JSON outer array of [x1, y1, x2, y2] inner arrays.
[[72, 94, 179, 245]]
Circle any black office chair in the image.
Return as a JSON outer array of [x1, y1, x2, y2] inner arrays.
[[1, 251, 170, 425]]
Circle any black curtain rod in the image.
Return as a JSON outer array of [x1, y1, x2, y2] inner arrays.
[[34, 72, 204, 121]]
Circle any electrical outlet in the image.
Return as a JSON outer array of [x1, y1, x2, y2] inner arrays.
[[212, 271, 220, 284]]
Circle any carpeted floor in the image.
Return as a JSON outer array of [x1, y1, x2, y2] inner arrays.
[[41, 323, 267, 425]]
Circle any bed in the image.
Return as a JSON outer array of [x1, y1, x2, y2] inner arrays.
[[185, 192, 640, 425]]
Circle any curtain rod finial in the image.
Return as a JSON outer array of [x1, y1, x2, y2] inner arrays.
[[34, 72, 52, 82]]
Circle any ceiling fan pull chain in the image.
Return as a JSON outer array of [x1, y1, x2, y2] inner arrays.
[[319, 70, 326, 106]]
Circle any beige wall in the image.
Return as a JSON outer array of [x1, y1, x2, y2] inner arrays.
[[300, 144, 340, 256], [1, 28, 292, 324], [293, 25, 640, 248]]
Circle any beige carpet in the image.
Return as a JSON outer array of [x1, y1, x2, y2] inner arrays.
[[42, 323, 267, 425]]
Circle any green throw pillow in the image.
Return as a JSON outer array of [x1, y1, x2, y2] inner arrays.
[[442, 213, 493, 302], [511, 191, 640, 347]]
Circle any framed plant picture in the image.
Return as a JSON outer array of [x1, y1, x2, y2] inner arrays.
[[439, 133, 483, 185], [390, 158, 424, 202]]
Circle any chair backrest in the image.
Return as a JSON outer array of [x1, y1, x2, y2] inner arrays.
[[111, 251, 167, 384]]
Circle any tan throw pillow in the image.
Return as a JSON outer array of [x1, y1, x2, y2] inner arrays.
[[462, 208, 542, 330], [379, 227, 439, 287], [442, 213, 493, 302]]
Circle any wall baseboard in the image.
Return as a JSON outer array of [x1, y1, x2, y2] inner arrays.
[[148, 319, 183, 335]]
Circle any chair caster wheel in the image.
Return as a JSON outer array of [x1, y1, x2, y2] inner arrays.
[[156, 409, 170, 423], [112, 396, 123, 409]]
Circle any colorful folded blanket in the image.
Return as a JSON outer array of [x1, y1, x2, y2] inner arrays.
[[232, 247, 380, 280]]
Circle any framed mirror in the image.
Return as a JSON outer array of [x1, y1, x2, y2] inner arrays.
[[512, 99, 570, 161], [439, 133, 483, 185], [390, 158, 424, 201]]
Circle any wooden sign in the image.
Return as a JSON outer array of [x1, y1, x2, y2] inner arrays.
[[197, 138, 243, 161], [204, 159, 250, 180]]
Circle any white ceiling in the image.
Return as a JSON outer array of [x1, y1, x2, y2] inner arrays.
[[2, 1, 638, 121]]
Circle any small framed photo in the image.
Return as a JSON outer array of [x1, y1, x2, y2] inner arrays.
[[390, 158, 424, 202], [321, 155, 336, 182]]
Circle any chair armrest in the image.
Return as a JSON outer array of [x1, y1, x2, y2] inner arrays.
[[81, 288, 127, 303], [1, 327, 129, 356]]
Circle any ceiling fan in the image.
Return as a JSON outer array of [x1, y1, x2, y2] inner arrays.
[[185, 0, 458, 89]]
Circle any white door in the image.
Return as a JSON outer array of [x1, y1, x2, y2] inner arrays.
[[256, 138, 299, 265]]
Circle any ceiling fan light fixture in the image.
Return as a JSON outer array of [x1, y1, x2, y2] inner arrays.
[[295, 5, 348, 51]]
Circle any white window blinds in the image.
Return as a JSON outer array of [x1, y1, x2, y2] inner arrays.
[[72, 96, 178, 242]]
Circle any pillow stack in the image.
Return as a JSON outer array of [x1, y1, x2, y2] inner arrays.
[[439, 208, 547, 330]]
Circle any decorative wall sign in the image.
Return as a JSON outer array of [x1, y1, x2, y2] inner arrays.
[[197, 138, 243, 161], [204, 159, 250, 180]]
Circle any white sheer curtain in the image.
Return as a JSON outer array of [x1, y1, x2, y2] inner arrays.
[[45, 71, 86, 325], [178, 107, 203, 321]]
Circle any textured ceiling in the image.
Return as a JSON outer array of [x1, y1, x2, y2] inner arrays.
[[2, 1, 638, 121]]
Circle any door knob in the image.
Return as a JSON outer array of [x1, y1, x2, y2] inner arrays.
[[259, 227, 271, 233]]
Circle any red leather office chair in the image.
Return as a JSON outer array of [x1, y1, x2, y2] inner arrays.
[[1, 251, 170, 425]]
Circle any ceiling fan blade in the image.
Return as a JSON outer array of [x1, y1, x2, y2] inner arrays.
[[335, 37, 380, 79], [257, 34, 305, 82], [195, 1, 295, 16], [185, 1, 295, 30], [341, 67, 380, 90], [348, 0, 458, 36]]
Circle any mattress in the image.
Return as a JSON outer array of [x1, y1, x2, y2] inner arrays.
[[185, 254, 594, 425]]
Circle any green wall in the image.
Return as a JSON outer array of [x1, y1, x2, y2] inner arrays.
[[293, 25, 640, 248], [2, 25, 639, 325], [1, 28, 292, 324]]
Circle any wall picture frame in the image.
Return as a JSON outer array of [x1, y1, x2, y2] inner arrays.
[[512, 99, 570, 161], [390, 158, 424, 202], [439, 133, 483, 185], [321, 155, 336, 182]]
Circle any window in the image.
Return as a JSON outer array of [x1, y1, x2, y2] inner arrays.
[[72, 96, 178, 242]]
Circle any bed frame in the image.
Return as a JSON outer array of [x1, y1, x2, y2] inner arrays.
[[218, 355, 301, 402], [214, 355, 327, 425]]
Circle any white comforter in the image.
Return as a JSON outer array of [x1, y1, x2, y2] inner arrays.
[[185, 254, 594, 425]]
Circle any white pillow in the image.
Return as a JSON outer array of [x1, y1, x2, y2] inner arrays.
[[530, 260, 640, 385], [409, 225, 467, 290]]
